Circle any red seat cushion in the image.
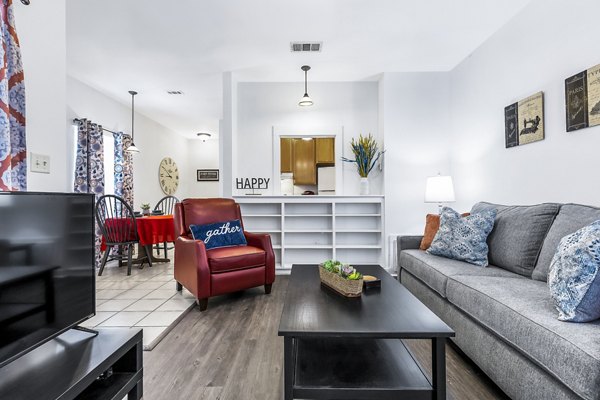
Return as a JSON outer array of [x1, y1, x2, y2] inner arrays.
[[207, 245, 266, 273]]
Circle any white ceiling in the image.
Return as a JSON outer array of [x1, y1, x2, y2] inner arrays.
[[66, 0, 531, 138]]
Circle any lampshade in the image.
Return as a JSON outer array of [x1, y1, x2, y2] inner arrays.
[[298, 93, 313, 107], [125, 143, 140, 153], [425, 175, 455, 203]]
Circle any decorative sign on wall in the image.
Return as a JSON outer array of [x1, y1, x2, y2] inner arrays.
[[236, 177, 270, 195], [504, 91, 545, 148], [197, 169, 219, 181], [565, 63, 600, 132]]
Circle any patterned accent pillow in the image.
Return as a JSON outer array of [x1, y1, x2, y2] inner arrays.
[[190, 220, 247, 250], [419, 212, 470, 250], [548, 221, 600, 322], [427, 207, 497, 267]]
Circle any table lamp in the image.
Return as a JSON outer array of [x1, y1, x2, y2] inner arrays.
[[425, 174, 455, 214]]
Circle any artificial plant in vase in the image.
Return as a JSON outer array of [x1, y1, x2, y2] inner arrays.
[[341, 133, 384, 195], [319, 260, 363, 297], [141, 203, 151, 216]]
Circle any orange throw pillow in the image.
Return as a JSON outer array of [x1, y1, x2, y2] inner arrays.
[[420, 212, 470, 250]]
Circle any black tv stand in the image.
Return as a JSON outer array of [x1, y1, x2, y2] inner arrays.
[[0, 328, 143, 400], [72, 325, 100, 336]]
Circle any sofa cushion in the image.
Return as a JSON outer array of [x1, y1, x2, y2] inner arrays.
[[533, 204, 600, 282], [548, 221, 600, 322], [399, 249, 524, 298], [446, 275, 600, 400], [427, 207, 496, 266], [471, 202, 560, 276], [207, 245, 265, 273], [419, 213, 470, 250]]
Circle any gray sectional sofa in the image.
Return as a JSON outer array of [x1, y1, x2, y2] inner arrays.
[[397, 202, 600, 400]]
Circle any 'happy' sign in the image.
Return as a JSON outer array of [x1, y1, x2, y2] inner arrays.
[[236, 177, 270, 190]]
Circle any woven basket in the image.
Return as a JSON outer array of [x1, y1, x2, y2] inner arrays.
[[319, 266, 363, 297]]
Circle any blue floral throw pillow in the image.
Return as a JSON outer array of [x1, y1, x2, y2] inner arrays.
[[548, 220, 600, 322], [190, 220, 247, 250], [427, 207, 497, 267]]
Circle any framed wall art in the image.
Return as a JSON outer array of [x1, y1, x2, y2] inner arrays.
[[197, 169, 219, 181], [504, 91, 545, 148], [565, 63, 600, 132]]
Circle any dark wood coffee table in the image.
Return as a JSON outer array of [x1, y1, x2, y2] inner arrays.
[[278, 264, 455, 400]]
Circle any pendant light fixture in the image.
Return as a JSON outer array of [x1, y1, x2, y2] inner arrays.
[[125, 90, 140, 153], [196, 132, 211, 142], [298, 65, 314, 107]]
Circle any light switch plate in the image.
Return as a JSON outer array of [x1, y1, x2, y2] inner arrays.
[[30, 152, 50, 174]]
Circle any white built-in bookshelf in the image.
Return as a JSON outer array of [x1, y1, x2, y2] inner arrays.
[[235, 196, 385, 272]]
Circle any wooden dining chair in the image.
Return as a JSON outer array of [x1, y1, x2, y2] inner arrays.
[[96, 194, 151, 276], [153, 195, 179, 257]]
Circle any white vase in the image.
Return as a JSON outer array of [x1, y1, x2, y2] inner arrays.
[[359, 177, 369, 195]]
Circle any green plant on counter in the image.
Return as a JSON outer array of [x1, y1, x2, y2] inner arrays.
[[321, 259, 362, 280], [341, 133, 384, 178], [140, 203, 151, 211]]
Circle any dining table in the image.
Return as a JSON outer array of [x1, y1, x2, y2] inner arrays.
[[100, 214, 176, 266]]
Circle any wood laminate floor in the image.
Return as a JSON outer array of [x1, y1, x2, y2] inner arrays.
[[144, 276, 509, 400]]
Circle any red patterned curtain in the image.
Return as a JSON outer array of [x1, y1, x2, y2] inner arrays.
[[0, 0, 26, 191]]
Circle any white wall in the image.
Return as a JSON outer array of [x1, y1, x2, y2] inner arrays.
[[449, 0, 600, 210], [221, 72, 237, 198], [15, 0, 68, 192], [187, 138, 220, 198], [235, 81, 381, 196], [66, 76, 191, 209], [380, 72, 452, 236]]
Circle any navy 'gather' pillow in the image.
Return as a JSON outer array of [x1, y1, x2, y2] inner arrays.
[[190, 220, 247, 250]]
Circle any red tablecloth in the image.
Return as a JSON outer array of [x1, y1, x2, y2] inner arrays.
[[101, 215, 175, 250]]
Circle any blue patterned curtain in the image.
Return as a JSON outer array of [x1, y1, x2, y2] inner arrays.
[[0, 0, 26, 191], [74, 119, 104, 267], [113, 131, 134, 206]]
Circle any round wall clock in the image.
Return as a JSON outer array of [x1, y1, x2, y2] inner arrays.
[[159, 157, 179, 195]]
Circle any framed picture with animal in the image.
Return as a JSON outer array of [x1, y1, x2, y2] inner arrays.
[[504, 91, 545, 148]]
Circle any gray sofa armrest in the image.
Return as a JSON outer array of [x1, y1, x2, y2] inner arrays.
[[397, 235, 423, 252], [396, 235, 423, 276]]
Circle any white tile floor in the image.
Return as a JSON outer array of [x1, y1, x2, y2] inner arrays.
[[82, 252, 196, 350]]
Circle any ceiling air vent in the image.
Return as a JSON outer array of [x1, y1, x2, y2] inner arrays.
[[290, 42, 322, 52], [167, 90, 184, 95]]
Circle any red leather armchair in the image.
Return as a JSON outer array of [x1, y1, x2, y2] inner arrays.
[[173, 198, 276, 311]]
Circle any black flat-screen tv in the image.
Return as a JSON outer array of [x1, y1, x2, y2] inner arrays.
[[0, 192, 96, 368]]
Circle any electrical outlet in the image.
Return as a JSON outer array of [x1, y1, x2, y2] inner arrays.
[[30, 153, 50, 174]]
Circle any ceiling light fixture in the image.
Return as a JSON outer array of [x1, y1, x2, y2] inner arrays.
[[197, 132, 211, 142], [298, 65, 314, 107], [125, 90, 140, 153]]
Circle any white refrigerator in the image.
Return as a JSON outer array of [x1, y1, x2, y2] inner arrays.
[[317, 166, 336, 195]]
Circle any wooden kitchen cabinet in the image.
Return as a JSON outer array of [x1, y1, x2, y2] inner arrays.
[[293, 139, 316, 185], [281, 138, 293, 173], [316, 137, 335, 164]]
